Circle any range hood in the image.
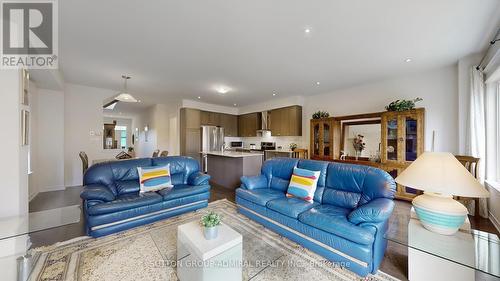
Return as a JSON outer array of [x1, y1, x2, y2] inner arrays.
[[257, 111, 272, 137]]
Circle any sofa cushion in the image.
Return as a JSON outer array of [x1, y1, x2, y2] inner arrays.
[[286, 167, 320, 202], [236, 188, 285, 206], [322, 188, 361, 209], [298, 205, 375, 245], [87, 192, 163, 215], [138, 165, 173, 193], [158, 184, 210, 201], [152, 156, 200, 185], [261, 158, 299, 192], [297, 159, 329, 203], [87, 201, 165, 227], [266, 197, 318, 219], [110, 158, 154, 182], [264, 206, 373, 264], [115, 180, 140, 195]]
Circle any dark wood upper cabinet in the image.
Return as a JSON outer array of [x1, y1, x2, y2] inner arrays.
[[187, 105, 301, 139], [269, 105, 302, 136], [238, 113, 260, 137], [221, 114, 238, 137], [200, 111, 222, 126]]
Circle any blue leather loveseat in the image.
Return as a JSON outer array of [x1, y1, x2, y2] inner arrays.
[[81, 156, 210, 237], [236, 158, 396, 277]]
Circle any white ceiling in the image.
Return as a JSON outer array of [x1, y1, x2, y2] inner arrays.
[[59, 0, 500, 107]]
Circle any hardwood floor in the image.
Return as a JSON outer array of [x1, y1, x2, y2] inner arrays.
[[28, 185, 498, 281]]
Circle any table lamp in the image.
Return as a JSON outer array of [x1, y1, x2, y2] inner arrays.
[[395, 152, 489, 235]]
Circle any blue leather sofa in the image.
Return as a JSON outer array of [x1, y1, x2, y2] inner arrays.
[[236, 158, 396, 277], [80, 156, 210, 237]]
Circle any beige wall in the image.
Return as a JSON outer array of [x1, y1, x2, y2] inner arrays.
[[64, 84, 135, 186], [135, 103, 181, 158], [30, 89, 65, 195]]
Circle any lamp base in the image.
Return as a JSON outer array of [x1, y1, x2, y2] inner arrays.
[[412, 192, 468, 235]]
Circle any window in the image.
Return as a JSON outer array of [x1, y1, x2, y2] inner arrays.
[[485, 80, 500, 185], [115, 126, 128, 149], [120, 130, 127, 149]]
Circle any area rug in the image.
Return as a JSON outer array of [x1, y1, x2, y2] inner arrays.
[[29, 199, 400, 281]]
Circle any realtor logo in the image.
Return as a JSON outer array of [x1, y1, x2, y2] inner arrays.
[[1, 0, 58, 69]]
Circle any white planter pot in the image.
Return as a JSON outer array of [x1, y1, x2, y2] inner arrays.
[[203, 226, 218, 240]]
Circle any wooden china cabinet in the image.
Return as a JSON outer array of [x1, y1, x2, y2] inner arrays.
[[310, 118, 341, 161], [380, 108, 425, 200], [309, 108, 425, 201]]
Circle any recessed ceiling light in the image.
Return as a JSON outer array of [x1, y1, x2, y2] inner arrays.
[[233, 103, 237, 106], [316, 81, 321, 85], [405, 58, 412, 63], [272, 93, 276, 96], [304, 28, 311, 34], [197, 96, 201, 99]]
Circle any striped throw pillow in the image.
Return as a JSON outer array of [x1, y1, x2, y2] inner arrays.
[[286, 167, 320, 203], [137, 164, 173, 193]]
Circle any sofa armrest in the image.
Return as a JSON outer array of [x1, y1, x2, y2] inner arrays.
[[188, 172, 211, 186], [348, 198, 394, 225], [80, 184, 115, 202], [240, 175, 268, 190]]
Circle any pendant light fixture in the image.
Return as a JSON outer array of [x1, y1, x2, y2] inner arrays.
[[115, 75, 138, 102]]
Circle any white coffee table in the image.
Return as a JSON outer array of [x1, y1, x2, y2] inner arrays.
[[176, 220, 242, 281]]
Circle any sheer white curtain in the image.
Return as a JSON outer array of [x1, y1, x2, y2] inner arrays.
[[466, 68, 488, 217], [485, 82, 500, 183]]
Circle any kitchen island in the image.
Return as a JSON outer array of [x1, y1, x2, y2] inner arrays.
[[203, 151, 263, 190]]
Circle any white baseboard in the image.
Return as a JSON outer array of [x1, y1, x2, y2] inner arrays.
[[489, 211, 500, 233]]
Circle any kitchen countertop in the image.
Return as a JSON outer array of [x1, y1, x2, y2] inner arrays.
[[201, 151, 264, 158]]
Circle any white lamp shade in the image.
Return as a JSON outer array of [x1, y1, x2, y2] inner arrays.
[[115, 93, 138, 103], [395, 152, 489, 198]]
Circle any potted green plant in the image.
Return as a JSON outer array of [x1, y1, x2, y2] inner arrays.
[[385, 98, 423, 112], [200, 211, 222, 240], [289, 143, 298, 151], [312, 111, 330, 119]]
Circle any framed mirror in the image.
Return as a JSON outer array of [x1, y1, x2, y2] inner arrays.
[[340, 119, 381, 161], [103, 117, 133, 150]]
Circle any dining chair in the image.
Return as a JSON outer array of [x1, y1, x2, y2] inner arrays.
[[160, 150, 169, 157], [79, 151, 89, 176], [152, 149, 160, 158], [454, 155, 480, 216], [292, 148, 309, 159]]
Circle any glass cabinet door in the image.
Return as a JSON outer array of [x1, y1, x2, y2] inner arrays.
[[386, 118, 398, 161], [323, 122, 330, 157], [404, 117, 418, 161], [313, 123, 320, 156]]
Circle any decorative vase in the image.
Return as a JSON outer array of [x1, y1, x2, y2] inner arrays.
[[355, 151, 360, 160], [203, 226, 219, 240]]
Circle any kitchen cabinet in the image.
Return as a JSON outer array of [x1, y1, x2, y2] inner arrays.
[[180, 108, 202, 162], [200, 111, 222, 126], [238, 113, 260, 137], [269, 106, 302, 136], [220, 114, 238, 137], [181, 108, 201, 129]]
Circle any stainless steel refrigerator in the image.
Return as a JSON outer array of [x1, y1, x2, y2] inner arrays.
[[200, 126, 224, 173]]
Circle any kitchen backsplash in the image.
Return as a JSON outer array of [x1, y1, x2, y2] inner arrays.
[[224, 136, 304, 150]]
